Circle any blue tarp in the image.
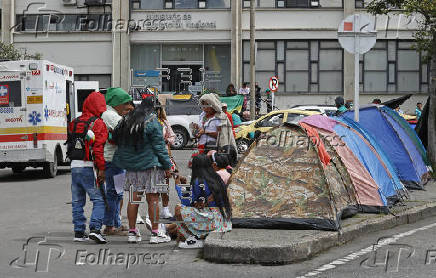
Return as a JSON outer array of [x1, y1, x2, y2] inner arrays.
[[343, 107, 421, 185], [333, 119, 401, 205], [382, 110, 427, 179], [381, 106, 428, 165], [336, 117, 404, 192]]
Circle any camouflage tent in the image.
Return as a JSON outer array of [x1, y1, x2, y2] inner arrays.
[[229, 123, 358, 231]]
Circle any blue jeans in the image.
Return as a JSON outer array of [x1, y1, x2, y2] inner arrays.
[[71, 167, 105, 232], [103, 162, 124, 228]]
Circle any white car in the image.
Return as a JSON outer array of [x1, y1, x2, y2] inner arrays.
[[167, 114, 199, 149], [290, 105, 337, 115], [135, 96, 202, 149]]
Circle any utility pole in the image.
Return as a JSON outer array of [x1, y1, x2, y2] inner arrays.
[[249, 0, 256, 120]]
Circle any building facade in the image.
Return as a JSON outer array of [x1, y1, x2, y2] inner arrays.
[[1, 0, 430, 113]]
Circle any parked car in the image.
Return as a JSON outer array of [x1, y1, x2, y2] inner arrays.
[[290, 105, 337, 115], [165, 95, 202, 149], [234, 109, 320, 153], [134, 94, 202, 149]]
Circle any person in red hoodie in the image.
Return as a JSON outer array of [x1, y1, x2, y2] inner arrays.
[[69, 92, 108, 244]]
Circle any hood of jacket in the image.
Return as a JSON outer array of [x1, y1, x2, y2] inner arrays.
[[199, 93, 227, 120], [82, 92, 107, 118]]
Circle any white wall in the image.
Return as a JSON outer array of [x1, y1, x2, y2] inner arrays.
[[14, 33, 112, 74], [130, 10, 232, 43], [240, 10, 419, 40]]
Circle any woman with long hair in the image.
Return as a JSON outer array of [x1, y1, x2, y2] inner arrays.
[[166, 154, 232, 248], [112, 97, 173, 244]]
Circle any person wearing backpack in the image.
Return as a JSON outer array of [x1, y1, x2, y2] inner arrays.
[[67, 92, 108, 244], [101, 87, 134, 236]]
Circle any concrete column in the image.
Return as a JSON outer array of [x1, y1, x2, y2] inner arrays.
[[120, 0, 130, 91], [112, 0, 130, 91], [112, 0, 121, 87], [343, 0, 355, 101], [1, 0, 12, 44], [231, 0, 242, 88]]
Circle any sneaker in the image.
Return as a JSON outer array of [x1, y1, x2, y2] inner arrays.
[[178, 236, 204, 249], [73, 231, 89, 242], [89, 230, 107, 244], [145, 217, 152, 232], [128, 230, 142, 243], [136, 215, 145, 224], [150, 231, 171, 244], [160, 207, 173, 219]]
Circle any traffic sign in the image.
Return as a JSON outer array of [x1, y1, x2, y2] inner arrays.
[[338, 14, 377, 122], [338, 14, 377, 55], [269, 76, 279, 92]]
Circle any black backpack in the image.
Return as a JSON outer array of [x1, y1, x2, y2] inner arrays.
[[66, 116, 98, 161]]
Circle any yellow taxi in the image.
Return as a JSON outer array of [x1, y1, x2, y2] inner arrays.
[[234, 109, 320, 153]]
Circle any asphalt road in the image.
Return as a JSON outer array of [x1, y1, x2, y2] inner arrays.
[[1, 150, 436, 278]]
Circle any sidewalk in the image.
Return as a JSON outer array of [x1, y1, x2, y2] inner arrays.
[[204, 180, 436, 265]]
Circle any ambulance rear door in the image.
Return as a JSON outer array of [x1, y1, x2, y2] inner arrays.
[[73, 81, 99, 118], [0, 70, 33, 151]]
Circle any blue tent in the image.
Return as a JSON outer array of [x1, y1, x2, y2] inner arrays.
[[333, 118, 404, 205], [343, 106, 428, 189], [380, 107, 428, 165]]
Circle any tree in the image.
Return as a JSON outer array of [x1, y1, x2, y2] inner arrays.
[[367, 0, 436, 174], [0, 42, 42, 61]]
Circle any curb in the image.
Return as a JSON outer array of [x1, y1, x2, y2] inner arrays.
[[203, 202, 436, 264]]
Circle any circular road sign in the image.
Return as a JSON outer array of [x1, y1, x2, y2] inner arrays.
[[269, 76, 279, 92], [338, 14, 377, 55]]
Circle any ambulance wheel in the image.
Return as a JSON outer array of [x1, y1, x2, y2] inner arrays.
[[12, 166, 26, 174], [43, 153, 58, 178]]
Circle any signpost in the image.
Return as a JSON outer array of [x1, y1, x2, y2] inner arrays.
[[338, 14, 377, 122], [269, 76, 279, 111]]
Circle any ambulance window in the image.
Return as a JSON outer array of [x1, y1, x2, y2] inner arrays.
[[77, 89, 94, 112], [0, 81, 22, 107]]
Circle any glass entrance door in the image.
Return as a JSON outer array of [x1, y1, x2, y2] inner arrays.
[[161, 65, 202, 93]]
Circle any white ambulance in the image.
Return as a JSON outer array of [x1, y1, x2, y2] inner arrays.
[[0, 60, 98, 178]]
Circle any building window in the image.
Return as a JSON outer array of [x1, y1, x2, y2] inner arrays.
[[361, 40, 429, 93], [131, 44, 161, 87], [242, 40, 343, 94], [75, 74, 112, 89], [15, 14, 112, 32], [363, 41, 388, 92], [130, 44, 231, 94], [355, 0, 364, 8], [275, 0, 321, 8], [204, 45, 231, 94], [132, 0, 230, 9]]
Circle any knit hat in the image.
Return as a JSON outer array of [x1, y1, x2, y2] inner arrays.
[[105, 87, 132, 107]]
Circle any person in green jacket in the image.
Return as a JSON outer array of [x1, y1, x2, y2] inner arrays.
[[112, 97, 172, 244]]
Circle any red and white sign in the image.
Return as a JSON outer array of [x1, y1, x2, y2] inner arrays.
[[338, 14, 376, 55], [269, 76, 279, 92], [31, 70, 41, 76], [0, 85, 10, 105]]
